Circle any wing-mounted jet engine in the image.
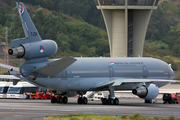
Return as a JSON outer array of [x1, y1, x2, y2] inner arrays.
[[132, 84, 159, 103]]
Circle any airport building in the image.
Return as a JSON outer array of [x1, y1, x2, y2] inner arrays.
[[95, 0, 159, 57]]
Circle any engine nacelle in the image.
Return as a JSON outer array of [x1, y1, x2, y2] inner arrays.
[[132, 84, 159, 100], [8, 40, 57, 59]]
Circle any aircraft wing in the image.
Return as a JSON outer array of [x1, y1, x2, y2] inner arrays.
[[94, 79, 177, 88], [0, 63, 19, 72], [31, 56, 77, 77], [0, 75, 20, 79]]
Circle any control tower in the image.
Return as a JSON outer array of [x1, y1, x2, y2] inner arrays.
[[95, 0, 159, 57]]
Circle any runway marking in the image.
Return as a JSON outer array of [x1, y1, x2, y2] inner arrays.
[[18, 103, 23, 107]]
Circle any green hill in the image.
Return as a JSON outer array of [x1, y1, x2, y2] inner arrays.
[[0, 0, 180, 78]]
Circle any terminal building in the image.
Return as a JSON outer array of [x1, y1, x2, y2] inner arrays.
[[95, 0, 159, 57]]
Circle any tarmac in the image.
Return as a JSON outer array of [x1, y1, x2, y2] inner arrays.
[[0, 97, 180, 120]]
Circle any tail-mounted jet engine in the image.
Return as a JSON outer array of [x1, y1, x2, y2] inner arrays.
[[8, 40, 57, 59], [132, 84, 159, 100]]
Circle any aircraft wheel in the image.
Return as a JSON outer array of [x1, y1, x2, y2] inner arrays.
[[82, 97, 88, 104], [51, 96, 56, 103], [78, 97, 82, 104], [145, 100, 152, 103], [108, 98, 114, 105], [63, 96, 68, 103], [114, 98, 119, 105], [102, 98, 107, 105], [57, 96, 63, 103], [168, 101, 172, 104]]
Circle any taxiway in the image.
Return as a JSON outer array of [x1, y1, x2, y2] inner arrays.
[[0, 98, 179, 120]]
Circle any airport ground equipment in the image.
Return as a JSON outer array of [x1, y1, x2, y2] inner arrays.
[[177, 92, 180, 103], [163, 93, 179, 104], [0, 2, 177, 105], [85, 91, 105, 101], [31, 89, 51, 99]]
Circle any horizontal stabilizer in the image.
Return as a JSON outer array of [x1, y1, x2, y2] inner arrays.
[[0, 75, 20, 80], [0, 63, 19, 72], [94, 79, 177, 89], [31, 56, 77, 77]]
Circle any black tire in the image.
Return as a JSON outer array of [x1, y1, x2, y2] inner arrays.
[[108, 98, 114, 105], [57, 96, 63, 103], [102, 98, 107, 105], [41, 96, 43, 100], [145, 100, 152, 103], [62, 96, 68, 104], [26, 95, 30, 99], [51, 96, 56, 103], [78, 97, 82, 104], [82, 97, 88, 104], [114, 98, 119, 105]]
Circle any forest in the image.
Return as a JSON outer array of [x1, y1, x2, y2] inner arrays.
[[0, 0, 180, 72]]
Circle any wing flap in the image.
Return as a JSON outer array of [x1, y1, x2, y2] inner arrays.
[[31, 56, 76, 77]]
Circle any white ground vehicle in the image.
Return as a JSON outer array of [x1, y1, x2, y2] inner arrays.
[[7, 82, 37, 99], [85, 91, 105, 101], [0, 82, 12, 98]]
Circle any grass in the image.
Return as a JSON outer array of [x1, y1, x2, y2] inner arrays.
[[43, 113, 180, 120]]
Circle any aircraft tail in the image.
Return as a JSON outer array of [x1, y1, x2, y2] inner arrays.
[[11, 2, 42, 47], [9, 2, 58, 61]]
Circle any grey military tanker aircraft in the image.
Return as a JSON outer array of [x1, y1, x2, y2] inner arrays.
[[0, 2, 175, 105]]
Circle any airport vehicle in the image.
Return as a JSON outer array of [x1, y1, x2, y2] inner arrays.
[[176, 92, 180, 103], [163, 93, 178, 104], [0, 82, 12, 98], [0, 2, 176, 105], [7, 82, 37, 99], [31, 89, 51, 99], [85, 91, 105, 101]]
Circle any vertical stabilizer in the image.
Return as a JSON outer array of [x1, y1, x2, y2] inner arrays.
[[16, 2, 42, 42]]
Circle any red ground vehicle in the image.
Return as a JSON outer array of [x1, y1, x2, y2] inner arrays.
[[31, 89, 47, 99], [176, 92, 180, 103], [163, 93, 179, 104], [45, 91, 52, 99]]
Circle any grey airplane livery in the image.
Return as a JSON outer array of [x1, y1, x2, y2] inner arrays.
[[0, 2, 176, 105]]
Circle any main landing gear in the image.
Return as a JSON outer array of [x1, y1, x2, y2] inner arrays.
[[102, 85, 119, 105], [51, 95, 68, 104], [77, 93, 88, 104]]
